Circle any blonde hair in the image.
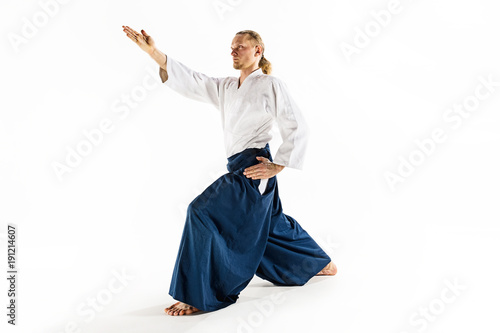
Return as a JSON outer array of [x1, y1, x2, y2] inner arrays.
[[235, 30, 272, 75]]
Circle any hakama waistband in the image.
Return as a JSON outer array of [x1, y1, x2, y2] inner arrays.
[[226, 143, 272, 174]]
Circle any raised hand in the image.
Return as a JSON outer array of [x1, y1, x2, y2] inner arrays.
[[122, 25, 156, 55]]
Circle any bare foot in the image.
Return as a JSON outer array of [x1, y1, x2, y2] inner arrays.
[[316, 261, 337, 276], [165, 301, 200, 316]]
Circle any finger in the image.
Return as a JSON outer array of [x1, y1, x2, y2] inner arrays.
[[125, 33, 138, 42], [248, 164, 267, 172], [127, 32, 145, 43], [245, 161, 272, 174], [248, 169, 264, 177], [124, 26, 139, 35], [128, 34, 139, 43], [244, 166, 263, 175], [123, 26, 141, 40], [244, 169, 256, 176], [141, 29, 150, 37], [244, 165, 259, 173], [122, 26, 136, 35], [123, 27, 138, 39], [257, 157, 271, 164]]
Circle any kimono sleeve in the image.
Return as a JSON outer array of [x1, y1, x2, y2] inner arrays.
[[269, 78, 311, 170], [159, 54, 221, 109]]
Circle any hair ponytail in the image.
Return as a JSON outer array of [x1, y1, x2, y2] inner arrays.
[[258, 55, 272, 75], [236, 30, 272, 75]]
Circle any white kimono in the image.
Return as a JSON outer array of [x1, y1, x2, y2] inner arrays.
[[158, 54, 310, 171]]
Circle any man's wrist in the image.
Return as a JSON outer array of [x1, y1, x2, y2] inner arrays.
[[273, 163, 285, 172]]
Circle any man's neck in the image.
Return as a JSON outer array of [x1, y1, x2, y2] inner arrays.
[[239, 65, 260, 87]]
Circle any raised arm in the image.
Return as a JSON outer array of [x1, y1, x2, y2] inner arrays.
[[157, 55, 221, 108], [122, 26, 220, 109]]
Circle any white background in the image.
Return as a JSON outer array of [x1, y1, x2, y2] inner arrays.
[[1, 0, 499, 332]]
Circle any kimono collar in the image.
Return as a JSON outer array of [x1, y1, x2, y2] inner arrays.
[[249, 67, 263, 77], [237, 67, 262, 89]]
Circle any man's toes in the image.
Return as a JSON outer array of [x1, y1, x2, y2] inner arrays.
[[165, 302, 199, 316], [165, 301, 183, 315], [329, 262, 338, 275], [165, 302, 179, 311], [316, 262, 338, 276]]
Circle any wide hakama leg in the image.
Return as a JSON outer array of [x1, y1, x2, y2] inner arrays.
[[168, 143, 332, 312], [255, 180, 332, 286]]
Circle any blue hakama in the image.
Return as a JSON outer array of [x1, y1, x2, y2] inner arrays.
[[169, 143, 331, 312]]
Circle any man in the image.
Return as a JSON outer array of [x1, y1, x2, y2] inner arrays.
[[122, 26, 337, 316]]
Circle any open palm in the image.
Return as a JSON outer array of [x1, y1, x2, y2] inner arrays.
[[122, 25, 155, 54]]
